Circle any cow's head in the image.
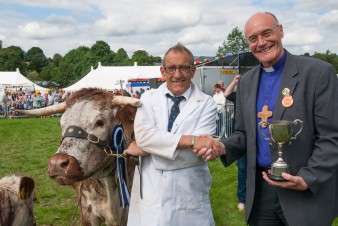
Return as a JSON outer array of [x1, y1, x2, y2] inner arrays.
[[17, 88, 141, 185], [0, 175, 36, 226]]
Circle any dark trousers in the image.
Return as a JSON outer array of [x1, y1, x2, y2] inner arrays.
[[248, 169, 288, 226]]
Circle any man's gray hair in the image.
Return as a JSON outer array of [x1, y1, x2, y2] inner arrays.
[[162, 43, 194, 66]]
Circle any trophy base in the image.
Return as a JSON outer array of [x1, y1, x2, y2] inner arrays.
[[267, 174, 287, 182]]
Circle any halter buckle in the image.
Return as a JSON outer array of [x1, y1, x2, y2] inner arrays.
[[87, 134, 99, 144]]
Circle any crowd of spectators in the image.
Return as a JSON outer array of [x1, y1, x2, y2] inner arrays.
[[114, 87, 148, 99], [0, 87, 150, 118], [0, 89, 71, 118]]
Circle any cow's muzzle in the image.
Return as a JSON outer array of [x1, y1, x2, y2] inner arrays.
[[48, 153, 84, 185]]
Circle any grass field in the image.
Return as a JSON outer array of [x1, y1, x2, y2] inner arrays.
[[0, 117, 337, 226]]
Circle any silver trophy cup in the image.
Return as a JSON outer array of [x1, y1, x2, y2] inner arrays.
[[258, 119, 303, 181]]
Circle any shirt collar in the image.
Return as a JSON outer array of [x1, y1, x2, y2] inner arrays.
[[165, 84, 192, 100], [261, 50, 286, 73]]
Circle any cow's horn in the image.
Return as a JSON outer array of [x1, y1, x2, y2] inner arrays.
[[16, 102, 67, 116], [112, 96, 141, 107]]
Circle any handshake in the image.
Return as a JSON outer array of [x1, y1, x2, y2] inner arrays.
[[191, 135, 226, 162], [124, 134, 226, 161]]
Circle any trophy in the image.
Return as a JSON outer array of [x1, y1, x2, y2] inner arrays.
[[258, 119, 303, 181]]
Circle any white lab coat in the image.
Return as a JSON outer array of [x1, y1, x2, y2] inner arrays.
[[128, 82, 217, 226]]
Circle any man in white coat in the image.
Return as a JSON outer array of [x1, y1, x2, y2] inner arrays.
[[125, 43, 225, 226]]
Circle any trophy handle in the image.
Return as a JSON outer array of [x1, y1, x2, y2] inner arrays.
[[258, 121, 271, 141], [291, 119, 303, 140]]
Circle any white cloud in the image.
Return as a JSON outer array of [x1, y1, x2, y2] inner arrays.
[[1, 0, 338, 58], [19, 19, 78, 40]]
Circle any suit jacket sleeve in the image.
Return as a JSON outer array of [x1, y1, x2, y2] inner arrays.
[[297, 63, 338, 194], [220, 80, 247, 166]]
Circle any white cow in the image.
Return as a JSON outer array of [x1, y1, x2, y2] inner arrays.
[[17, 88, 140, 226]]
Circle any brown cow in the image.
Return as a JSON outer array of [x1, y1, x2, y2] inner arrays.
[[17, 88, 141, 226], [0, 174, 36, 226]]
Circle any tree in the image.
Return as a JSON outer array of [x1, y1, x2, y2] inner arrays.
[[89, 40, 115, 66], [217, 27, 249, 56], [52, 53, 63, 66], [131, 50, 159, 66], [57, 46, 91, 87], [7, 45, 25, 59], [302, 50, 338, 72], [0, 47, 26, 72], [25, 47, 48, 73], [312, 50, 338, 68], [114, 48, 131, 65]]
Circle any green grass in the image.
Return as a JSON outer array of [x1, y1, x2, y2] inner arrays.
[[0, 117, 337, 226], [0, 117, 80, 226]]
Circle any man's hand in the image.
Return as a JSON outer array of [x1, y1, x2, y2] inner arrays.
[[262, 172, 308, 191], [192, 135, 226, 161], [124, 141, 150, 157]]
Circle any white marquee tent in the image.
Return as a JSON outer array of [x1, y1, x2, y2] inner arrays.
[[0, 68, 48, 93], [64, 62, 162, 91]]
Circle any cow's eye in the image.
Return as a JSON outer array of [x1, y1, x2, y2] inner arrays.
[[95, 119, 104, 127]]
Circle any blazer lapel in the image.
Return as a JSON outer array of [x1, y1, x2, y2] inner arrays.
[[273, 52, 298, 120]]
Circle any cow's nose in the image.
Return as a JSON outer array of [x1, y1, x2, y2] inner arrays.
[[48, 153, 83, 179]]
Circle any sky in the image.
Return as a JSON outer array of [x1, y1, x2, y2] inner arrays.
[[0, 0, 338, 59]]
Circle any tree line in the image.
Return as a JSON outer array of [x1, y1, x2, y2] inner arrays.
[[0, 40, 162, 87], [1, 28, 338, 88]]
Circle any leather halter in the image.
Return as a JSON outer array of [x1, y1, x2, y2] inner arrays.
[[61, 125, 115, 155]]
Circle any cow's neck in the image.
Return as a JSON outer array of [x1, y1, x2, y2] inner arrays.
[[76, 174, 126, 226]]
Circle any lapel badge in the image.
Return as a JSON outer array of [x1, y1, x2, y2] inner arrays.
[[282, 88, 290, 96], [282, 88, 293, 107]]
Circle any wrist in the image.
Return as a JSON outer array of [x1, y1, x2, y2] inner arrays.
[[191, 135, 195, 148]]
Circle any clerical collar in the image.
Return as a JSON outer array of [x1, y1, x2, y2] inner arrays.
[[260, 51, 286, 73]]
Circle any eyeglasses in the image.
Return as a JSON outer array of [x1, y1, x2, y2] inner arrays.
[[164, 65, 193, 74], [247, 25, 280, 45]]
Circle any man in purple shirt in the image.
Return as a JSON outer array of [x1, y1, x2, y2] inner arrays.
[[220, 12, 338, 226]]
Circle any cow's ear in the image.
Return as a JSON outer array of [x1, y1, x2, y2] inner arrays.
[[19, 176, 35, 199]]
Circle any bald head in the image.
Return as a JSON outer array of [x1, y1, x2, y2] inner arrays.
[[244, 12, 279, 38], [244, 12, 284, 67]]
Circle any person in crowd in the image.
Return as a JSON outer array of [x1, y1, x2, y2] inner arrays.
[[47, 91, 54, 106], [29, 91, 35, 109], [8, 101, 18, 118], [223, 74, 247, 211], [120, 89, 131, 97], [220, 12, 338, 226], [16, 92, 24, 110], [33, 92, 45, 109], [124, 43, 224, 226], [135, 90, 142, 98], [113, 88, 120, 96], [132, 91, 140, 99], [139, 88, 145, 96], [213, 83, 226, 135], [0, 89, 9, 117], [58, 92, 63, 103], [22, 94, 29, 110], [217, 80, 226, 92]]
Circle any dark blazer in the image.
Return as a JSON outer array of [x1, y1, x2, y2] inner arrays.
[[221, 50, 338, 226]]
